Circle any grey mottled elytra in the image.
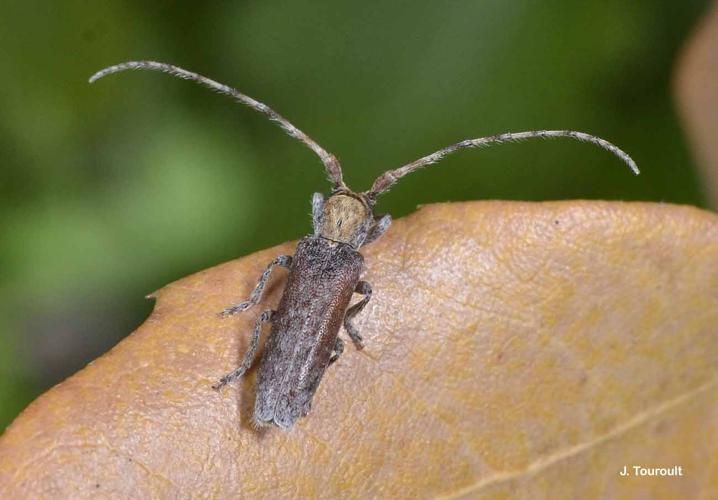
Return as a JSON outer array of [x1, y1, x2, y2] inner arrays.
[[90, 60, 639, 430]]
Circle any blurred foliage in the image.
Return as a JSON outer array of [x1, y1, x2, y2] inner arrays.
[[0, 0, 709, 428]]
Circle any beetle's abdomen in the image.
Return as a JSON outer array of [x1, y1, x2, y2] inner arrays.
[[254, 236, 363, 429]]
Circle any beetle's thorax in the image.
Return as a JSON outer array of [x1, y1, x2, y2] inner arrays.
[[318, 192, 373, 248]]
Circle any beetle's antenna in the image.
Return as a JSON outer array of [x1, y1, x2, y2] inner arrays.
[[366, 130, 639, 198], [89, 61, 345, 189]]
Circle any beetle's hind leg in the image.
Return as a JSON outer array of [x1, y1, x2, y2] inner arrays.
[[219, 255, 292, 317], [328, 337, 344, 365], [343, 281, 372, 350], [213, 309, 274, 390]]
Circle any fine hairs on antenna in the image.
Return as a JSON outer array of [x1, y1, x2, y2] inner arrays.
[[89, 60, 639, 199]]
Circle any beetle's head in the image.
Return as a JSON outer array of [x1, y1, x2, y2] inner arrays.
[[316, 190, 374, 249]]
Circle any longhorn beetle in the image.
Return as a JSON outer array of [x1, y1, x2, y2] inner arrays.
[[90, 61, 639, 430]]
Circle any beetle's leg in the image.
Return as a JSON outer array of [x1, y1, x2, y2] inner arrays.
[[219, 255, 292, 317], [363, 214, 392, 245], [343, 281, 372, 350], [213, 309, 274, 390], [328, 337, 344, 365]]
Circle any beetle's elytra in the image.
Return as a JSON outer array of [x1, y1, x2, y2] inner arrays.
[[90, 61, 639, 430]]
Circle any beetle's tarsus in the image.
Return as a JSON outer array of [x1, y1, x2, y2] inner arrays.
[[328, 337, 345, 365], [212, 379, 228, 391], [219, 301, 252, 317], [214, 309, 275, 389]]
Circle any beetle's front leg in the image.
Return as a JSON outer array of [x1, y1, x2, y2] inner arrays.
[[213, 309, 274, 390], [219, 255, 292, 317], [343, 281, 372, 350]]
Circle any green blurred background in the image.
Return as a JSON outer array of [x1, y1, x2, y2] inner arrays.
[[0, 1, 709, 428]]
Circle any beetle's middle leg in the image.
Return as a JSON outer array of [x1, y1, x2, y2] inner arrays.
[[343, 280, 372, 350], [213, 309, 274, 390], [220, 255, 292, 317]]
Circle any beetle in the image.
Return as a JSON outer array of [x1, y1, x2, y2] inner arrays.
[[90, 61, 639, 429]]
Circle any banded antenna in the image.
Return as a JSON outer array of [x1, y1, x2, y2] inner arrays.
[[367, 130, 639, 198], [89, 61, 346, 190]]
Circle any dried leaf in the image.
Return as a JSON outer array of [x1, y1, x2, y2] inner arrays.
[[1, 201, 717, 498], [675, 1, 718, 207]]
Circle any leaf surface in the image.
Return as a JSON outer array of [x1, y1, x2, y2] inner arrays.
[[1, 201, 717, 498]]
